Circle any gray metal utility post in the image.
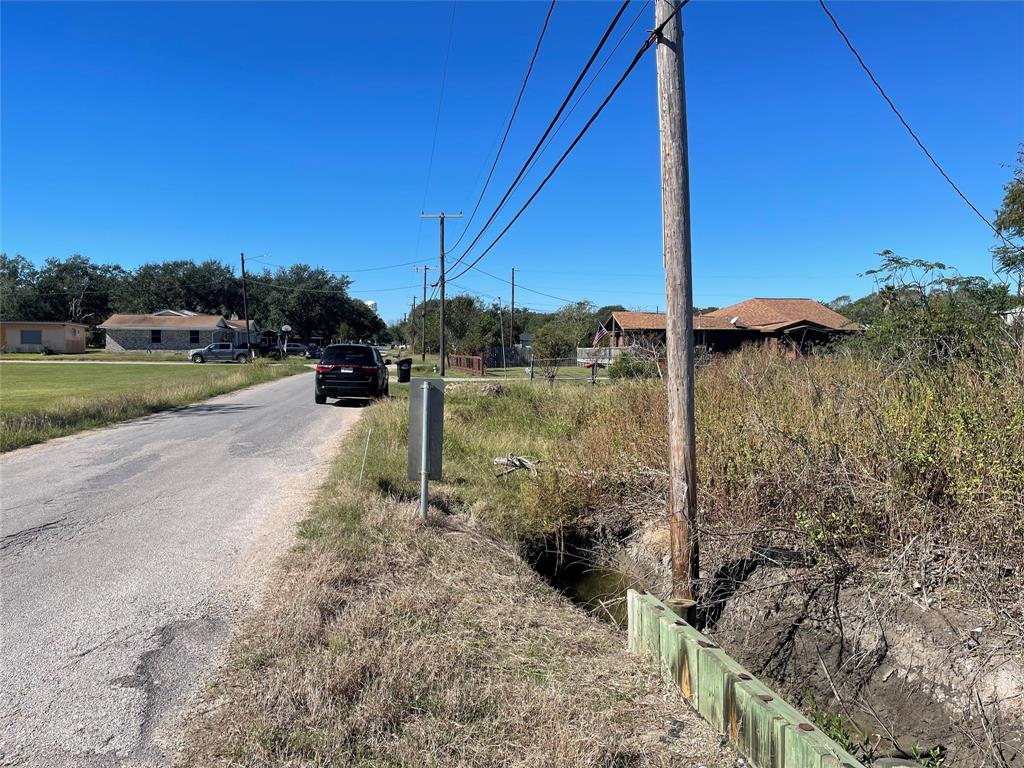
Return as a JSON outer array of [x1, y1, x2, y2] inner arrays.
[[407, 378, 444, 518]]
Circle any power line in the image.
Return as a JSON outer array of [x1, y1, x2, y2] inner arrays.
[[421, 0, 459, 212], [513, 1, 651, 198], [245, 277, 417, 294], [446, 280, 565, 309], [513, 267, 869, 280], [12, 275, 236, 297], [469, 266, 575, 304], [445, 0, 634, 276], [446, 0, 557, 254], [248, 256, 433, 274], [818, 0, 1021, 254], [447, 2, 689, 284]]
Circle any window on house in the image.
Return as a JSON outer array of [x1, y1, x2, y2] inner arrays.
[[20, 329, 42, 345], [151, 330, 162, 344], [190, 331, 200, 345]]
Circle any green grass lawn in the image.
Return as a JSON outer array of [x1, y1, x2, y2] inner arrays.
[[0, 360, 307, 450], [1, 363, 252, 413], [0, 349, 187, 362]]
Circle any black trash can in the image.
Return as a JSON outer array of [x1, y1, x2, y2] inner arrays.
[[397, 358, 413, 383]]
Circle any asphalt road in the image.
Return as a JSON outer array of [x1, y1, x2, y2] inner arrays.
[[0, 372, 362, 767]]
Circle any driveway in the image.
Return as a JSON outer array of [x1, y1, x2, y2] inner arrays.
[[0, 372, 361, 767]]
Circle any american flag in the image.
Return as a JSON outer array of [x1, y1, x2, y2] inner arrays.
[[592, 324, 608, 347]]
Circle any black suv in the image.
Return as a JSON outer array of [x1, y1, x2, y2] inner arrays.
[[315, 343, 390, 403]]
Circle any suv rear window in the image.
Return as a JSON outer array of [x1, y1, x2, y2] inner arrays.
[[322, 346, 374, 364]]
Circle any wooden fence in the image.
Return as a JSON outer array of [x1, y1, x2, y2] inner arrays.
[[449, 354, 486, 376]]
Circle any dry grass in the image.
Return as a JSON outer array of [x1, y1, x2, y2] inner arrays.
[[179, 447, 730, 768], [538, 349, 1024, 586]]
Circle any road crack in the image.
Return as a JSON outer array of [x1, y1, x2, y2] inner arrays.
[[0, 517, 69, 553]]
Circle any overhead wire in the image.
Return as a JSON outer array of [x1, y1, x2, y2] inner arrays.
[[411, 0, 459, 265], [248, 256, 434, 274], [512, 0, 651, 198], [446, 0, 558, 254], [444, 0, 635, 276], [244, 277, 417, 294], [469, 266, 575, 304], [817, 0, 1022, 260], [447, 0, 690, 284], [420, 0, 459, 213]]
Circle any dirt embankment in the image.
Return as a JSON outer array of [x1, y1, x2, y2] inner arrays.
[[589, 520, 1024, 768]]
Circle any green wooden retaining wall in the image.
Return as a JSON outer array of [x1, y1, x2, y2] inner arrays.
[[627, 589, 865, 768]]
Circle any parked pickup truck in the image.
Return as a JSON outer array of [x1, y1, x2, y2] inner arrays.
[[189, 342, 251, 364]]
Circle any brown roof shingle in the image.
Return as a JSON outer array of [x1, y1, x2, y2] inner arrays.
[[606, 299, 859, 335], [704, 298, 858, 331], [99, 314, 228, 330], [608, 311, 666, 331]]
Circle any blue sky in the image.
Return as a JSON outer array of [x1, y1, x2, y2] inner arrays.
[[2, 1, 1021, 322]]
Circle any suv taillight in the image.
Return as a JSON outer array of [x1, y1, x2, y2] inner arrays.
[[315, 364, 336, 373]]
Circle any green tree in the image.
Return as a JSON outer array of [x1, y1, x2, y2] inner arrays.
[[114, 260, 241, 316], [851, 251, 1010, 365], [0, 254, 44, 320], [993, 145, 1024, 295], [35, 254, 124, 326], [532, 301, 596, 359]]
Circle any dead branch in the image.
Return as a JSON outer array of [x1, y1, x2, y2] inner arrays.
[[493, 455, 542, 478]]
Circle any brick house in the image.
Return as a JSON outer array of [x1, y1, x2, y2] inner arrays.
[[99, 310, 259, 353]]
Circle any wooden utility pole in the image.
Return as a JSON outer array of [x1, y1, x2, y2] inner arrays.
[[656, 0, 699, 610], [415, 265, 431, 361], [240, 252, 252, 358], [510, 267, 516, 347], [420, 212, 463, 376]]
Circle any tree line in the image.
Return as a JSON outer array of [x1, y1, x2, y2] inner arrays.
[[0, 254, 386, 342], [388, 298, 630, 359]]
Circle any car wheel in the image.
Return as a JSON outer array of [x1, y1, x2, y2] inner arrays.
[[315, 392, 327, 405], [191, 354, 204, 363], [235, 354, 247, 363]]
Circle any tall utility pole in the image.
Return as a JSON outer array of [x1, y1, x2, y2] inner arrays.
[[415, 265, 431, 361], [510, 267, 516, 348], [656, 0, 699, 612], [240, 252, 253, 358], [420, 212, 463, 376]]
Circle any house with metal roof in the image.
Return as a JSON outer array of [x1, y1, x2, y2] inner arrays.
[[99, 310, 259, 353]]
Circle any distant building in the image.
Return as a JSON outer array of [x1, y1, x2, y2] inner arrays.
[[0, 321, 88, 354], [99, 310, 259, 352], [1003, 306, 1024, 326], [580, 298, 860, 363]]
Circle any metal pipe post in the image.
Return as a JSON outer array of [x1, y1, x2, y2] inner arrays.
[[419, 380, 430, 519]]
